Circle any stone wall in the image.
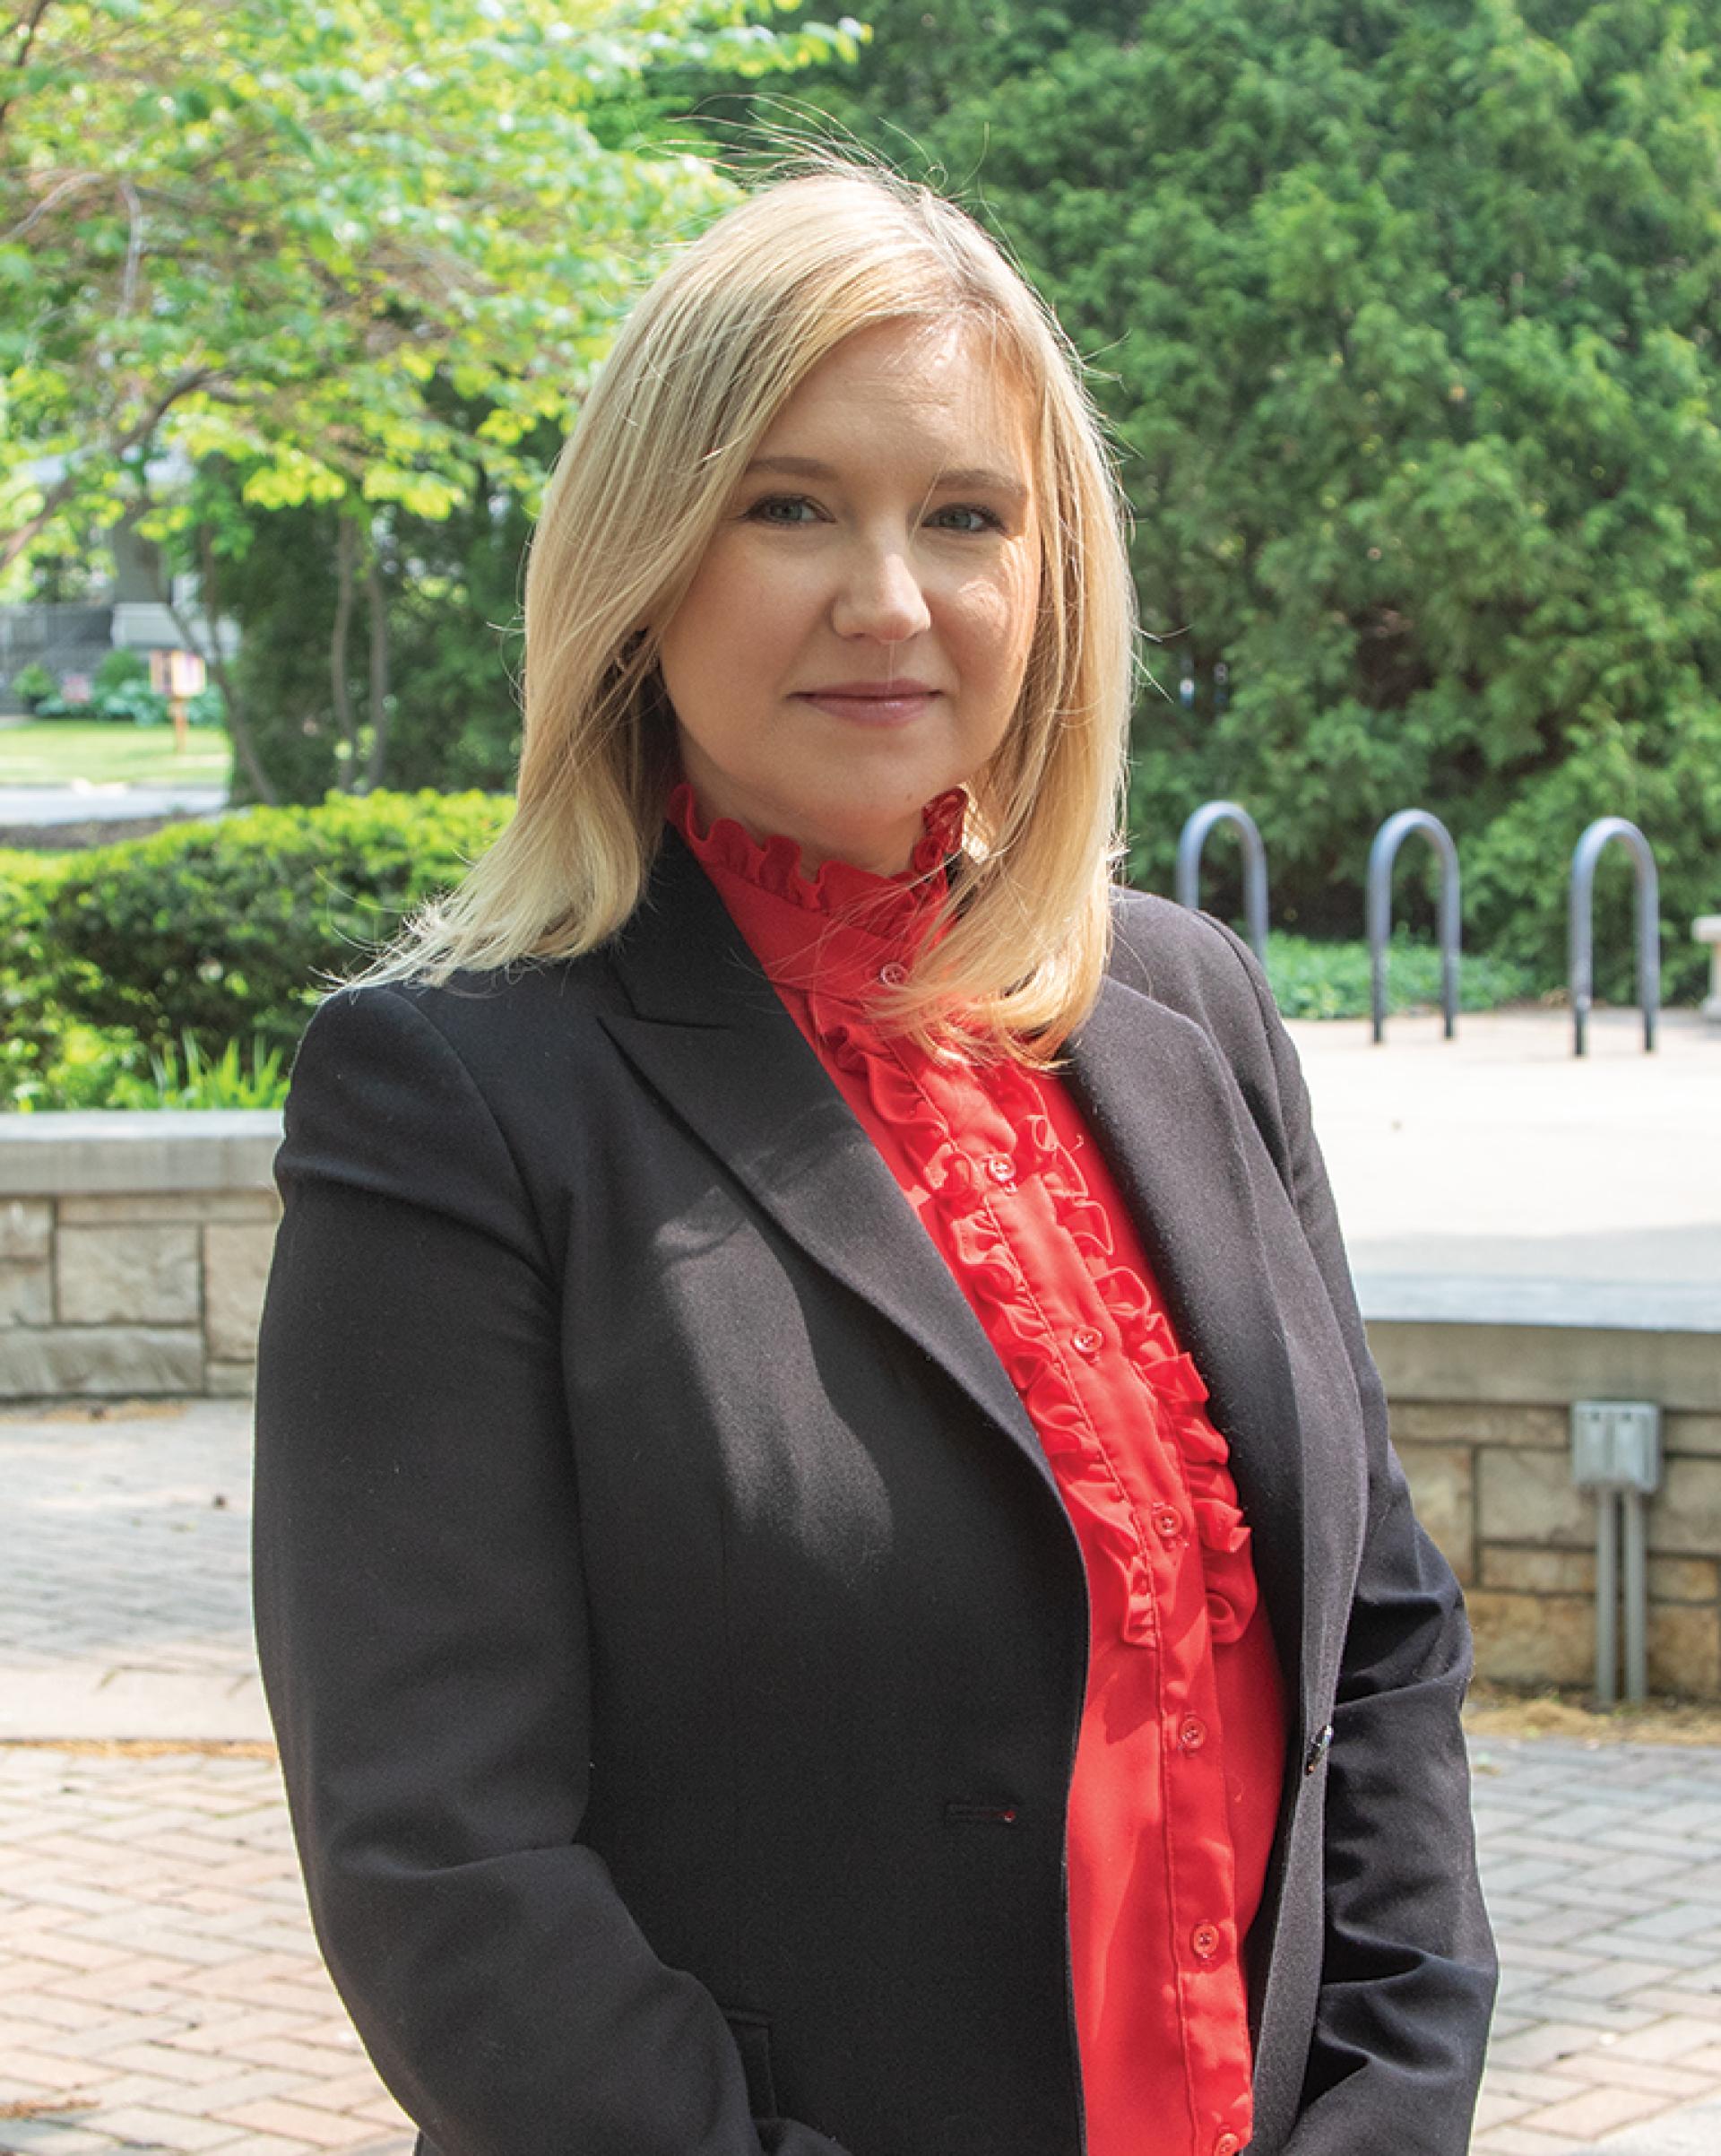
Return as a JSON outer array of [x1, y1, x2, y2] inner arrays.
[[0, 1113, 281, 1399], [1373, 1321, 1721, 1699], [4, 1113, 1719, 1697]]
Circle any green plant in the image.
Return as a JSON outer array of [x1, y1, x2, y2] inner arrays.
[[1261, 931, 1540, 1023], [0, 848, 80, 1099], [9, 662, 57, 709], [39, 788, 514, 1052], [130, 1031, 290, 1109], [91, 681, 170, 725], [0, 1023, 290, 1111], [93, 649, 151, 697]]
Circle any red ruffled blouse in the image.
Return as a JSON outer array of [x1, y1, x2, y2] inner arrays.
[[670, 784, 1286, 2156]]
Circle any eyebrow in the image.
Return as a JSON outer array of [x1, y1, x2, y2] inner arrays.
[[743, 454, 1030, 507]]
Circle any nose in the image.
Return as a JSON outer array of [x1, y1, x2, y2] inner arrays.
[[830, 536, 932, 644]]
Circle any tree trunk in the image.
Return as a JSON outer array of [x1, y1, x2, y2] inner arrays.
[[331, 513, 359, 788], [169, 526, 278, 807], [364, 542, 390, 791]]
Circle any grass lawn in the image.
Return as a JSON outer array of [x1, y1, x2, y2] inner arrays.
[[0, 718, 231, 789]]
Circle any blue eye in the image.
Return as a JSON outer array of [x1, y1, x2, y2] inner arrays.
[[930, 504, 1006, 534], [746, 495, 821, 525]]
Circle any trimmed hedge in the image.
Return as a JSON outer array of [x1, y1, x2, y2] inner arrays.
[[29, 789, 514, 1053]]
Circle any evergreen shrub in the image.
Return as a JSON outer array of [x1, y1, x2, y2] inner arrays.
[[38, 789, 514, 1052]]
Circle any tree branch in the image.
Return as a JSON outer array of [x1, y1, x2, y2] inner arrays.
[[0, 368, 221, 571], [0, 0, 56, 141]]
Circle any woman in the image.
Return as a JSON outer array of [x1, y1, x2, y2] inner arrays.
[[254, 166, 1495, 2156]]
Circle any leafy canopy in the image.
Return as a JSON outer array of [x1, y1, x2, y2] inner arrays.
[[1, 0, 865, 560]]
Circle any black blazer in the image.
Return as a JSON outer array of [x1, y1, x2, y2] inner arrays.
[[253, 832, 1496, 2156]]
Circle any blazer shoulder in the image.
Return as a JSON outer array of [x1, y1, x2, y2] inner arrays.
[[308, 948, 624, 1089], [1103, 887, 1302, 1181], [1105, 886, 1272, 1035]]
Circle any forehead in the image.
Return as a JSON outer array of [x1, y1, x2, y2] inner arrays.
[[757, 317, 1037, 471]]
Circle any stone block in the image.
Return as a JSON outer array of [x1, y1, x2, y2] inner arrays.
[[1481, 1545, 1595, 1596], [1669, 1414, 1721, 1459], [56, 1225, 200, 1325], [0, 1198, 51, 1261], [1648, 1605, 1721, 1699], [207, 1359, 258, 1398], [203, 1222, 277, 1364], [1391, 1401, 1567, 1451], [0, 1260, 51, 1325], [0, 1326, 203, 1398], [1396, 1442, 1474, 1582], [1647, 1556, 1719, 1606], [1467, 1589, 1594, 1689], [1648, 1459, 1721, 1558], [1478, 1448, 1596, 1550], [59, 1190, 281, 1225]]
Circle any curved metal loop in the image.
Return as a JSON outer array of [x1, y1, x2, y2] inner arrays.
[[1569, 818, 1660, 1056], [1174, 801, 1269, 964], [1367, 810, 1462, 1044]]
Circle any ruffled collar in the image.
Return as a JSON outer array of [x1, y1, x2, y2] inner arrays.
[[666, 780, 965, 1008]]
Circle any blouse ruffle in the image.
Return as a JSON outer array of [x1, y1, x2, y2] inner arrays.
[[669, 783, 1258, 1647]]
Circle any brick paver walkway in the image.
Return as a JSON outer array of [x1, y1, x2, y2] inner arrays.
[[5, 1401, 1721, 2155], [0, 1746, 411, 2156], [1470, 1737, 1721, 2152]]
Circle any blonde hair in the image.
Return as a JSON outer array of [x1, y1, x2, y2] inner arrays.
[[360, 160, 1137, 1057]]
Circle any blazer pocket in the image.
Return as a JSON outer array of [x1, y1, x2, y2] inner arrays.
[[723, 2008, 779, 2119]]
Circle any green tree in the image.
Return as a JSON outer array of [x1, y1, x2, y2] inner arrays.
[[3, 0, 863, 797], [697, 0, 1721, 998]]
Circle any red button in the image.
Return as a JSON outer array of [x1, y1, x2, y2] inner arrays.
[[878, 961, 907, 988], [1190, 1921, 1220, 1960], [1072, 1326, 1103, 1357], [985, 1156, 1016, 1190], [1153, 1506, 1181, 1540], [1215, 2136, 1241, 2156], [1178, 1716, 1206, 1753]]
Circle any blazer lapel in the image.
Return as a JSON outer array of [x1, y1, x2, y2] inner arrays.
[[601, 834, 1062, 1506], [1065, 975, 1309, 1701]]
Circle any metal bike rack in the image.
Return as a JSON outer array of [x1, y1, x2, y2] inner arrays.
[[1569, 818, 1660, 1056], [1174, 801, 1269, 964], [1366, 810, 1461, 1044]]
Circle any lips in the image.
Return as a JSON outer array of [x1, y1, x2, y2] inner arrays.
[[794, 680, 940, 725]]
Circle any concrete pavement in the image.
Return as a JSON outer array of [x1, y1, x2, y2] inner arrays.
[[1289, 1005, 1721, 1332], [4, 1398, 1721, 2152], [0, 785, 228, 829]]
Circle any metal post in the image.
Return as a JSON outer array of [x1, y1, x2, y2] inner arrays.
[[1595, 1490, 1620, 1709], [1569, 818, 1660, 1056], [1174, 802, 1269, 964], [1622, 1488, 1649, 1704], [1366, 810, 1462, 1044]]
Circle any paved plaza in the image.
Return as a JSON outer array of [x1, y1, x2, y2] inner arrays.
[[2, 1399, 1720, 2155]]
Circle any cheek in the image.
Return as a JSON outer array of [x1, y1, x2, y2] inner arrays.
[[958, 560, 1041, 688]]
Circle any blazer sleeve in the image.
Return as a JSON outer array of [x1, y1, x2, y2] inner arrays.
[[253, 983, 849, 2156], [1204, 923, 1499, 2155]]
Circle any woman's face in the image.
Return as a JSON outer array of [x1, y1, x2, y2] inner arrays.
[[657, 316, 1043, 876]]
